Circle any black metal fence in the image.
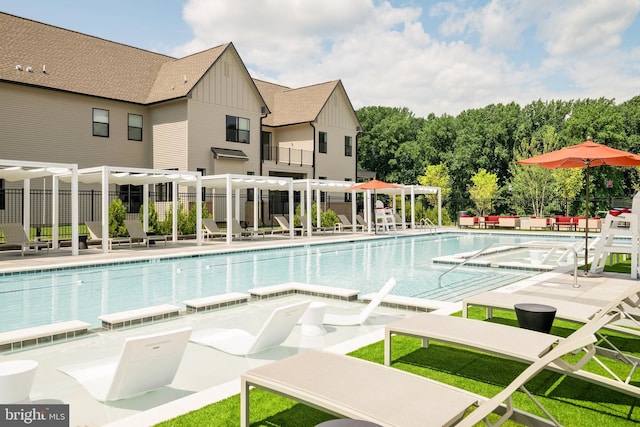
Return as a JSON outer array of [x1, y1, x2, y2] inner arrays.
[[0, 189, 358, 239]]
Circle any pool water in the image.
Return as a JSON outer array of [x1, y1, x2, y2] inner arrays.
[[0, 232, 581, 332]]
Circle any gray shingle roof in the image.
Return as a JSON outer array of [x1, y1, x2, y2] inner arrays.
[[0, 12, 228, 105], [255, 79, 340, 126]]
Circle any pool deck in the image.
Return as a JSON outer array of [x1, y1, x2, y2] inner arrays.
[[0, 227, 636, 426]]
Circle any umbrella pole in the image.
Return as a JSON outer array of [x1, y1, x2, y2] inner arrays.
[[584, 166, 590, 275]]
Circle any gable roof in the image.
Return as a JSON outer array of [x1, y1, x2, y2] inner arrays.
[[0, 12, 230, 105], [255, 79, 347, 127]]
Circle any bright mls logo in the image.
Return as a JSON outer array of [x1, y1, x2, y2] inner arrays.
[[0, 405, 69, 426]]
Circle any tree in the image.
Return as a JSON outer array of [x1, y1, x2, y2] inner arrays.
[[509, 125, 561, 216], [468, 169, 498, 216], [553, 168, 584, 216], [417, 163, 451, 206], [356, 106, 424, 182]]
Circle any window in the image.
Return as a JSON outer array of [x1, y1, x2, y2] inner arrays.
[[247, 171, 255, 201], [119, 184, 142, 213], [155, 168, 178, 202], [261, 131, 272, 160], [128, 114, 143, 141], [344, 178, 352, 202], [226, 115, 250, 143], [319, 176, 326, 202], [344, 136, 352, 156], [319, 132, 327, 153], [92, 108, 109, 137]]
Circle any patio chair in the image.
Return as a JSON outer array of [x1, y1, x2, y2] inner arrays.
[[240, 325, 599, 427], [231, 218, 265, 240], [58, 327, 191, 401], [462, 283, 640, 339], [323, 277, 396, 326], [190, 300, 310, 355], [300, 215, 333, 233], [384, 310, 640, 400], [355, 214, 370, 231], [202, 218, 226, 240], [337, 214, 364, 232], [0, 223, 50, 255], [124, 219, 168, 247], [273, 215, 304, 236], [85, 221, 133, 250]]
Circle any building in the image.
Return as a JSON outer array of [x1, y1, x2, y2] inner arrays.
[[0, 12, 360, 225]]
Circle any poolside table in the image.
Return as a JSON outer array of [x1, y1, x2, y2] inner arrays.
[[514, 303, 556, 334]]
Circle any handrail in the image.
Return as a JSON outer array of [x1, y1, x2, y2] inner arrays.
[[437, 241, 580, 288], [419, 218, 436, 232]]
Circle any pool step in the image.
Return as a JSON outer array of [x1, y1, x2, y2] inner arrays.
[[360, 293, 457, 313], [183, 292, 250, 313], [0, 320, 91, 353], [249, 282, 360, 301], [99, 304, 181, 330]]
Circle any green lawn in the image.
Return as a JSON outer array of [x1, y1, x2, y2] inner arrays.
[[155, 308, 640, 426]]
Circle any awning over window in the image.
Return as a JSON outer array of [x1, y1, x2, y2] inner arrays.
[[211, 147, 249, 161]]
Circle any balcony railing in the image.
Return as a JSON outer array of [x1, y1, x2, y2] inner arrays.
[[263, 145, 313, 166]]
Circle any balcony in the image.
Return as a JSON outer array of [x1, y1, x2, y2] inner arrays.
[[263, 145, 313, 166]]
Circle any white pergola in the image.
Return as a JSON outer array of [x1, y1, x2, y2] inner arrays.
[[61, 166, 202, 253], [354, 184, 442, 233], [0, 159, 80, 255], [292, 179, 357, 237], [200, 174, 295, 243]]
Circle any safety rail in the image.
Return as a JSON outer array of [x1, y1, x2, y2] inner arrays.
[[418, 218, 437, 232], [437, 241, 580, 289]]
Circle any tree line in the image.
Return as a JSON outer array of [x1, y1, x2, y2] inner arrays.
[[356, 96, 640, 224]]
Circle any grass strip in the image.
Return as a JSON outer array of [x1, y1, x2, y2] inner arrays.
[[156, 308, 640, 426]]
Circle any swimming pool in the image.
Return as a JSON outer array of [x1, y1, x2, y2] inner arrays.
[[0, 232, 583, 332]]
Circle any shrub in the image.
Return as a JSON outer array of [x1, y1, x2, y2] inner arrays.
[[108, 198, 127, 237]]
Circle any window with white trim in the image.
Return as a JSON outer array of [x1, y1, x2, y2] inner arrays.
[[128, 114, 143, 141], [92, 108, 109, 137]]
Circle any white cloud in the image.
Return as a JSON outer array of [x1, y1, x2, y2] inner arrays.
[[174, 0, 640, 117]]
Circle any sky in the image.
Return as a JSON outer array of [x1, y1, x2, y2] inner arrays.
[[2, 0, 640, 117]]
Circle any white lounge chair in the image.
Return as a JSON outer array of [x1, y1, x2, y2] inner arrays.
[[202, 218, 225, 240], [240, 326, 599, 427], [0, 223, 50, 255], [462, 283, 640, 339], [58, 327, 191, 401], [273, 215, 304, 236], [85, 221, 133, 250], [337, 214, 364, 232], [323, 277, 396, 326], [384, 310, 640, 400], [124, 219, 168, 247], [190, 300, 310, 355]]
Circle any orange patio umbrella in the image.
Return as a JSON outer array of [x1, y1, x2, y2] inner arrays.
[[517, 138, 640, 274], [348, 179, 403, 233]]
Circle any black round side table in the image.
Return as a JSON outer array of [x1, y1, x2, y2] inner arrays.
[[514, 303, 557, 334]]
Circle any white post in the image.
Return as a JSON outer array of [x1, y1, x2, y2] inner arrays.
[[196, 176, 202, 245], [172, 181, 178, 242], [226, 175, 233, 244], [70, 167, 79, 256], [101, 167, 109, 254], [23, 179, 30, 236], [52, 176, 59, 249]]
